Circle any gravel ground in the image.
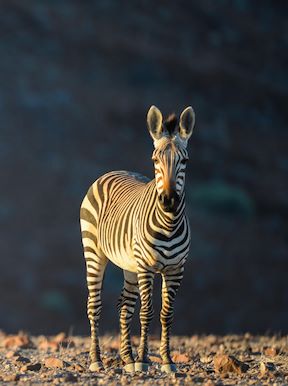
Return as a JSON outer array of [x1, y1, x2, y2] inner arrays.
[[0, 332, 287, 385]]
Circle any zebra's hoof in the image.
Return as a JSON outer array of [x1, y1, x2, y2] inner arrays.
[[89, 361, 104, 372], [161, 363, 177, 373], [135, 362, 149, 372], [123, 362, 135, 373]]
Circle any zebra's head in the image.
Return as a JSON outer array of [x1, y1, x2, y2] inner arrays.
[[147, 105, 195, 213]]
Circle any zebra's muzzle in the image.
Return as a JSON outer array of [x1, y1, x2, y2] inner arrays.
[[159, 190, 180, 213]]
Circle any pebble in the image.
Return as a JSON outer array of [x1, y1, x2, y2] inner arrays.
[[260, 361, 276, 377], [172, 353, 190, 363], [264, 347, 278, 357], [203, 381, 216, 386], [38, 339, 59, 352], [6, 350, 19, 359], [45, 357, 66, 369], [13, 355, 31, 364], [63, 372, 78, 383], [53, 332, 66, 343], [200, 355, 211, 364], [2, 373, 20, 382], [72, 363, 86, 372], [213, 354, 249, 375], [3, 334, 33, 349], [20, 362, 41, 372], [149, 355, 162, 363]]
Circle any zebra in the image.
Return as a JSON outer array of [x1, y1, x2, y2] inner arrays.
[[80, 105, 195, 373]]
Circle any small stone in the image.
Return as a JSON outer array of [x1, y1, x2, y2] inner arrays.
[[2, 373, 20, 382], [108, 368, 122, 375], [219, 344, 225, 352], [213, 354, 249, 375], [170, 372, 185, 378], [73, 363, 85, 372], [63, 372, 78, 383], [172, 353, 190, 363], [203, 381, 216, 386], [6, 350, 18, 359], [109, 339, 120, 350], [53, 332, 66, 343], [3, 334, 33, 349], [13, 355, 31, 364], [45, 357, 66, 369], [244, 332, 251, 340], [103, 356, 121, 368], [149, 355, 162, 363], [260, 361, 276, 377], [264, 347, 278, 357], [206, 335, 218, 344], [21, 363, 41, 372], [200, 356, 211, 364], [38, 339, 59, 352]]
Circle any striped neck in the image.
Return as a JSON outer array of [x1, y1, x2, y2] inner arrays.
[[153, 182, 185, 229]]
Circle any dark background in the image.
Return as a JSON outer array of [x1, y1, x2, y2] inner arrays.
[[0, 0, 287, 336]]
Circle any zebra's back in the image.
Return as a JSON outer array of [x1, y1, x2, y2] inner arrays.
[[80, 170, 152, 272]]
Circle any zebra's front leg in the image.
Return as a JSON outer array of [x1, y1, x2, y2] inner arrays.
[[86, 253, 108, 371], [135, 269, 155, 372], [117, 270, 139, 373], [160, 267, 183, 373]]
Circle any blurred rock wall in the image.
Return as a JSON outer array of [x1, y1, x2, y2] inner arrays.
[[0, 0, 287, 334]]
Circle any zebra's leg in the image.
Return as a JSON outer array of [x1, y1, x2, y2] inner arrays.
[[135, 269, 155, 372], [85, 250, 108, 371], [117, 270, 139, 372], [160, 267, 184, 373]]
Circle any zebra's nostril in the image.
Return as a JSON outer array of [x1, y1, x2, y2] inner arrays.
[[159, 191, 180, 211], [159, 193, 173, 207]]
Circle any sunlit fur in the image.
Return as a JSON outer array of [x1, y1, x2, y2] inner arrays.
[[80, 108, 193, 372], [152, 136, 188, 198]]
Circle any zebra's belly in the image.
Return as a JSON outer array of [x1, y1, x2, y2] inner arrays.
[[105, 249, 138, 273]]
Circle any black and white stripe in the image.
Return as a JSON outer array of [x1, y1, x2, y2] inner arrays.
[[80, 105, 195, 373]]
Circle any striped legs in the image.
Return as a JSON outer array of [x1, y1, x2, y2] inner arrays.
[[160, 268, 183, 372], [136, 270, 155, 369], [117, 270, 139, 369], [85, 251, 108, 371]]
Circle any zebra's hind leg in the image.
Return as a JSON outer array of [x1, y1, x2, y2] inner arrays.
[[85, 248, 108, 371], [117, 270, 139, 373], [135, 269, 155, 372], [159, 268, 183, 373]]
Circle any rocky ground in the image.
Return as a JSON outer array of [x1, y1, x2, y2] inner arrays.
[[0, 332, 287, 385]]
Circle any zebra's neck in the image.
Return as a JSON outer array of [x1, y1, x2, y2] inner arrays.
[[152, 182, 186, 230]]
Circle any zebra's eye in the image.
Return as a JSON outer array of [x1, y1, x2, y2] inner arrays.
[[181, 159, 188, 165], [152, 157, 159, 164]]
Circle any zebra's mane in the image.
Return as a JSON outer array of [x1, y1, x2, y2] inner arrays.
[[163, 114, 178, 135], [153, 114, 187, 150]]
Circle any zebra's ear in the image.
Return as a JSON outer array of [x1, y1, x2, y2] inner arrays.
[[147, 105, 163, 141], [179, 106, 195, 141]]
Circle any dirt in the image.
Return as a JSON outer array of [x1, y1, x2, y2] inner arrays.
[[0, 332, 287, 385]]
